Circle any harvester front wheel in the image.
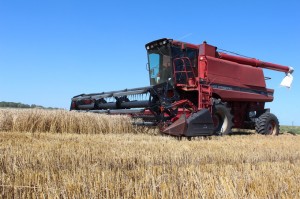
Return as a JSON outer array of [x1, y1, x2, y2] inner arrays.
[[212, 102, 233, 135], [255, 112, 279, 135]]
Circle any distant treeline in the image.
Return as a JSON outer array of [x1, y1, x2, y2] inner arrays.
[[0, 101, 58, 109]]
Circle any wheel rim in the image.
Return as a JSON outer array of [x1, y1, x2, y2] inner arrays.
[[267, 120, 276, 135], [213, 115, 220, 129], [213, 112, 228, 133], [221, 116, 228, 133]]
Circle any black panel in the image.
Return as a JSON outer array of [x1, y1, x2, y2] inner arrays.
[[185, 109, 214, 136]]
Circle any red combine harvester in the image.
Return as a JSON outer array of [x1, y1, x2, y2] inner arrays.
[[70, 38, 294, 137]]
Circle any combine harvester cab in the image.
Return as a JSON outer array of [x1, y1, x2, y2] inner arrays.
[[71, 38, 294, 138]]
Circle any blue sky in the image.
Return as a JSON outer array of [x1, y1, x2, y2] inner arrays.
[[0, 0, 299, 125]]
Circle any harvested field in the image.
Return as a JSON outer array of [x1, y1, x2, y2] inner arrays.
[[0, 109, 300, 198]]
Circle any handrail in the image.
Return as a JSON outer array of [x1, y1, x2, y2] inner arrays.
[[173, 57, 196, 86]]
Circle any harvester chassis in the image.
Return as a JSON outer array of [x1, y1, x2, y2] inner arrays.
[[71, 38, 293, 137]]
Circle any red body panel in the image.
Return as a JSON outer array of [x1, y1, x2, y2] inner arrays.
[[202, 56, 272, 102], [195, 41, 278, 103]]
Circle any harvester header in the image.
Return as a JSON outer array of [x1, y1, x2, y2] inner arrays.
[[71, 38, 294, 137]]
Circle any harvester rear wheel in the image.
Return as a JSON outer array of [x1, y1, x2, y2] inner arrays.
[[255, 112, 279, 135], [212, 101, 233, 135]]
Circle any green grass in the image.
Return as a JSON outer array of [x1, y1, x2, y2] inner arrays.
[[280, 125, 300, 135]]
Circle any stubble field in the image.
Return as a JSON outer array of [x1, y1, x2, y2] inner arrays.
[[0, 109, 300, 198]]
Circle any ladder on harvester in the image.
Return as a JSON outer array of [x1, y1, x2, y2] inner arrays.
[[173, 57, 212, 111], [199, 84, 212, 111]]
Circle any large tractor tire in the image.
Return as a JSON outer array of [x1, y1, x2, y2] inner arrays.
[[255, 112, 279, 135], [212, 101, 233, 135]]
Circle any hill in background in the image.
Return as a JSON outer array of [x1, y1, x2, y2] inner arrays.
[[0, 101, 59, 109]]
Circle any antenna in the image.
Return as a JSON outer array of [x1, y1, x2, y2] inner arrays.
[[176, 33, 193, 41]]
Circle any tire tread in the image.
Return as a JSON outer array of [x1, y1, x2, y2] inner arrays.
[[255, 112, 279, 135]]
